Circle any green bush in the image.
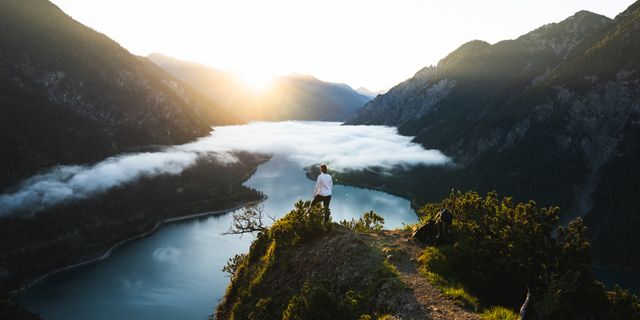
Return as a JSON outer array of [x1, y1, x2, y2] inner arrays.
[[340, 211, 385, 233], [416, 191, 640, 319], [606, 286, 640, 320]]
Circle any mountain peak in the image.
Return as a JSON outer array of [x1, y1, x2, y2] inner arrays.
[[437, 40, 491, 69], [518, 9, 611, 56]]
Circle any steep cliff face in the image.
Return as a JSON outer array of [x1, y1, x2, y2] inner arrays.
[[347, 4, 640, 268], [0, 0, 237, 189]]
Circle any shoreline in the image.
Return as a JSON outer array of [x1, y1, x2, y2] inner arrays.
[[304, 169, 421, 213], [334, 179, 421, 211], [10, 197, 266, 294]]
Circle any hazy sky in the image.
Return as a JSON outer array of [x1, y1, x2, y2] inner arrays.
[[50, 0, 634, 91]]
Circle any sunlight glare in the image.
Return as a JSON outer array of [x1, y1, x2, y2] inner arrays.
[[233, 70, 276, 92]]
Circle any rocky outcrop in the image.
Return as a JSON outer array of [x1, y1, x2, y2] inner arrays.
[[217, 222, 478, 320]]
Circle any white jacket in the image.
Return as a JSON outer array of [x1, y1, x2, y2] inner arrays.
[[314, 173, 333, 196]]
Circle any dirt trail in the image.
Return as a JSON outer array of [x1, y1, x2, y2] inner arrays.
[[365, 229, 480, 320]]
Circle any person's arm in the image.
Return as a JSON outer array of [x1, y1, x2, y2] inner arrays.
[[314, 175, 321, 196]]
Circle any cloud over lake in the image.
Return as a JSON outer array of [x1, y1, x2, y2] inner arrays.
[[0, 121, 448, 216]]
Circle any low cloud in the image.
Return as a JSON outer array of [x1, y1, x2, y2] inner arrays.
[[0, 121, 449, 217], [0, 151, 198, 216], [179, 121, 449, 170]]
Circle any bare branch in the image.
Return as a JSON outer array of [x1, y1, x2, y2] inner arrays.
[[222, 203, 268, 236]]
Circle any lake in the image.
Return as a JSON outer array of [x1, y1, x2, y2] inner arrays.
[[15, 153, 418, 320], [11, 121, 638, 319]]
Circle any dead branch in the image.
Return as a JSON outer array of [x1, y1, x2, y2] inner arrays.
[[222, 203, 268, 236]]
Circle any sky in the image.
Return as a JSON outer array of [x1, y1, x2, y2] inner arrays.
[[50, 0, 635, 91]]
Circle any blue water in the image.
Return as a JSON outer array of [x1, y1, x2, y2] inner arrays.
[[15, 154, 418, 320]]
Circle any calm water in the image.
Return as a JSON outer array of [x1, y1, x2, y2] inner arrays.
[[15, 154, 418, 320], [593, 266, 640, 295]]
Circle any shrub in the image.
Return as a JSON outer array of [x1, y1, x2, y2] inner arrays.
[[222, 253, 247, 278], [340, 211, 385, 233], [416, 191, 640, 319], [282, 282, 380, 320], [606, 286, 640, 320]]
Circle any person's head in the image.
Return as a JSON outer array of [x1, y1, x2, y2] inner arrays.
[[320, 164, 327, 173]]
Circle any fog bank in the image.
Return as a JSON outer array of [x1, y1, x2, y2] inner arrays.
[[0, 121, 449, 216]]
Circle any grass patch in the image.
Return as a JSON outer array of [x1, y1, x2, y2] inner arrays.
[[382, 259, 400, 277], [400, 223, 416, 232], [443, 286, 479, 311], [418, 245, 479, 311], [417, 246, 455, 287], [481, 306, 519, 320]]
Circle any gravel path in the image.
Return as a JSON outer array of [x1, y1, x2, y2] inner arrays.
[[366, 230, 480, 320]]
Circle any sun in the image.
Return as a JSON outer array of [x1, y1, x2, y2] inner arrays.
[[233, 70, 276, 92]]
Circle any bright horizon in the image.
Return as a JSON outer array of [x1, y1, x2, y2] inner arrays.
[[50, 0, 635, 92]]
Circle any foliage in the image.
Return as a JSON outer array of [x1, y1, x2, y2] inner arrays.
[[268, 200, 328, 247], [418, 246, 450, 287], [415, 191, 640, 319], [480, 306, 518, 320], [418, 245, 477, 310], [222, 254, 247, 279], [340, 211, 385, 233], [605, 286, 640, 320], [224, 204, 270, 235], [281, 282, 368, 320]]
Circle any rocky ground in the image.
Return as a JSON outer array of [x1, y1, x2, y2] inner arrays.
[[217, 221, 481, 319], [364, 229, 479, 320]]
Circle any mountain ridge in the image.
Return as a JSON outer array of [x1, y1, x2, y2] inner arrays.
[[0, 0, 238, 190], [347, 4, 640, 268], [147, 53, 371, 122]]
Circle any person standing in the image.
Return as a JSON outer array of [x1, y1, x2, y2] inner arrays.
[[310, 164, 333, 223]]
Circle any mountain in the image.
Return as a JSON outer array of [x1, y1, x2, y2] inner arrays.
[[355, 86, 387, 99], [348, 4, 640, 268], [0, 0, 238, 190], [147, 53, 371, 121], [147, 53, 237, 107], [0, 0, 265, 294]]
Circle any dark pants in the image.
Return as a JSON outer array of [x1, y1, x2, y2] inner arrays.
[[311, 195, 331, 223]]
